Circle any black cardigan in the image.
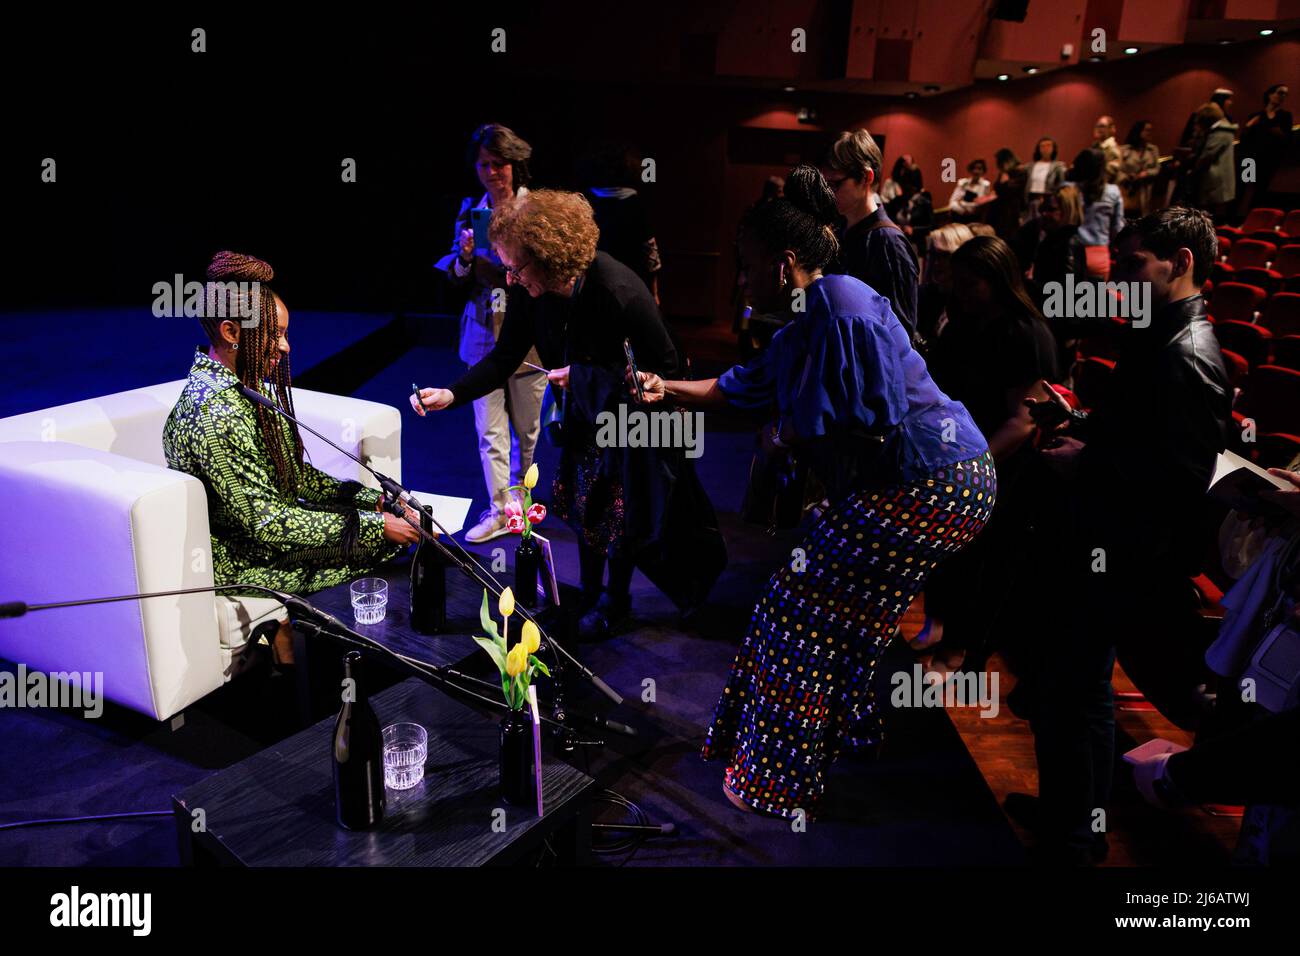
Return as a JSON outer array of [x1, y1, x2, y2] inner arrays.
[[448, 252, 678, 409]]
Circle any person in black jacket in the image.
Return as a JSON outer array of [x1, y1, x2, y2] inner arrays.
[[413, 189, 723, 638], [1019, 207, 1232, 863], [822, 129, 920, 342]]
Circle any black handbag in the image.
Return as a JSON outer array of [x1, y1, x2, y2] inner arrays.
[[740, 441, 813, 533]]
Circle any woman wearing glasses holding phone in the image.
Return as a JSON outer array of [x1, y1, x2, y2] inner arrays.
[[434, 123, 548, 545], [415, 189, 723, 638]]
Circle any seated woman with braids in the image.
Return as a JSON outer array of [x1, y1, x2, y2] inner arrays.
[[163, 251, 420, 665], [631, 167, 995, 818]]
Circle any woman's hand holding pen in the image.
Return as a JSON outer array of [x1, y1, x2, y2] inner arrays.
[[547, 365, 571, 391], [458, 229, 475, 264], [411, 387, 455, 416]]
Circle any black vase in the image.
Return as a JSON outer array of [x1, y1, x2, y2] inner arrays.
[[515, 534, 541, 609], [499, 709, 536, 807]]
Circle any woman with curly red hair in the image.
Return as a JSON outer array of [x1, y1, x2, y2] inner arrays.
[[414, 190, 723, 637]]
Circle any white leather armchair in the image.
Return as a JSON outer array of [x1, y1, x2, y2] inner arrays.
[[0, 381, 401, 721]]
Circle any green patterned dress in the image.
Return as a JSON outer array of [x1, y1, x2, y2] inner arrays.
[[163, 350, 404, 595]]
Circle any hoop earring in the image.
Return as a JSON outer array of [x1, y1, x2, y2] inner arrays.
[[231, 343, 238, 351]]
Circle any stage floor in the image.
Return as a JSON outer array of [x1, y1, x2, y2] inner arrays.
[[0, 310, 1237, 865]]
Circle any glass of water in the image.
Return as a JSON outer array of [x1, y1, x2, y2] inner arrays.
[[349, 577, 388, 625], [383, 722, 428, 791]]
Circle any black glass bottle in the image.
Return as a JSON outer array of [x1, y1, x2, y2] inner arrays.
[[332, 651, 385, 830], [410, 504, 446, 634]]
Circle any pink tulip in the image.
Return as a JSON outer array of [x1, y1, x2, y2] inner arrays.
[[527, 503, 547, 524], [506, 514, 525, 534], [503, 499, 523, 519]]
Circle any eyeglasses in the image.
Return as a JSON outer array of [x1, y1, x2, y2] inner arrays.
[[505, 257, 533, 283]]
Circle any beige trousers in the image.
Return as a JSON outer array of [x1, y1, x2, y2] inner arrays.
[[472, 369, 547, 513]]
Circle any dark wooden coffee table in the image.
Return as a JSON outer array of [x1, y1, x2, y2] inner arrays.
[[172, 677, 598, 866]]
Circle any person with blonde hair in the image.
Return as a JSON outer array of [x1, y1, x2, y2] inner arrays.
[[917, 222, 976, 342], [413, 190, 722, 638], [822, 129, 920, 341]]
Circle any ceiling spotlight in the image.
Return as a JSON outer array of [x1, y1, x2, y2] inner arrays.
[[782, 85, 796, 92], [924, 85, 940, 92], [1260, 29, 1274, 37], [1087, 55, 1104, 63], [1023, 66, 1038, 74], [1124, 46, 1139, 55], [1219, 37, 1234, 44], [997, 73, 1010, 81], [904, 91, 919, 99]]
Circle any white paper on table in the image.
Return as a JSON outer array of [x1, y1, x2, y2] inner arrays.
[[406, 491, 473, 536]]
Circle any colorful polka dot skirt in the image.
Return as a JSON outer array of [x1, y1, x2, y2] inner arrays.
[[701, 452, 997, 818]]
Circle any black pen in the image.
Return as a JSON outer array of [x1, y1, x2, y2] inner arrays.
[[411, 382, 425, 417]]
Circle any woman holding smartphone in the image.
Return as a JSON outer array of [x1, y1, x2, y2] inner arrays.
[[415, 189, 722, 638], [435, 123, 547, 545], [632, 166, 994, 818]]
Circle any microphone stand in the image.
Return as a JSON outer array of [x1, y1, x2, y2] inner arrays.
[[1, 583, 569, 732], [239, 384, 624, 709]]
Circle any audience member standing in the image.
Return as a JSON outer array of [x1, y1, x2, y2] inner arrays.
[[1118, 120, 1161, 218], [981, 149, 1028, 240], [1019, 207, 1231, 864], [434, 123, 547, 544], [1238, 84, 1293, 215], [1091, 116, 1122, 184], [1024, 136, 1067, 222], [1069, 147, 1125, 278], [578, 141, 663, 303], [918, 236, 1059, 675], [1193, 102, 1238, 221], [823, 129, 921, 341]]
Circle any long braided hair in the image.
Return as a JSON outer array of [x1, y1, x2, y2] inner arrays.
[[202, 251, 304, 493]]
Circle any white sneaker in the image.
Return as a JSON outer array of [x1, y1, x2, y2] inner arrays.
[[464, 508, 510, 544]]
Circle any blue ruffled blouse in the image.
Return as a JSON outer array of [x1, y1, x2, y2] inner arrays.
[[718, 274, 987, 484]]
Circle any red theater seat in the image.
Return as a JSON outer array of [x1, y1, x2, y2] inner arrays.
[[1214, 320, 1272, 368], [1219, 348, 1249, 391], [1271, 336, 1300, 372], [1220, 208, 1284, 240], [1213, 239, 1278, 285], [1260, 293, 1300, 337], [1218, 235, 1232, 261], [1228, 239, 1278, 270], [1274, 245, 1300, 279], [1280, 210, 1300, 240], [1072, 356, 1115, 410], [1239, 365, 1300, 434], [1233, 267, 1281, 296], [1208, 282, 1267, 324]]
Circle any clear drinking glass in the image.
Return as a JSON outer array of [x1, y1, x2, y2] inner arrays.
[[349, 577, 388, 625], [383, 722, 428, 791]]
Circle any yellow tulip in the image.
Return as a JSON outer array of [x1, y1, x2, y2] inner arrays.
[[505, 642, 528, 677], [521, 619, 540, 655], [498, 587, 515, 619], [523, 463, 539, 490]]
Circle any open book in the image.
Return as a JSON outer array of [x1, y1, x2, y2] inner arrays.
[[1208, 451, 1293, 515]]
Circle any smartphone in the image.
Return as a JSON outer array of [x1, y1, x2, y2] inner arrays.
[[623, 337, 645, 404], [470, 207, 492, 253]]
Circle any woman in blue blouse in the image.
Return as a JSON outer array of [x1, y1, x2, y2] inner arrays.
[[632, 166, 996, 818]]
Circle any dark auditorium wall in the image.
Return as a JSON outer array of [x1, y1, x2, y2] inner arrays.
[[2, 12, 1295, 332], [696, 32, 1299, 322]]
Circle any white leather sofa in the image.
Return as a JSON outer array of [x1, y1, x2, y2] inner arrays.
[[0, 381, 401, 721]]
